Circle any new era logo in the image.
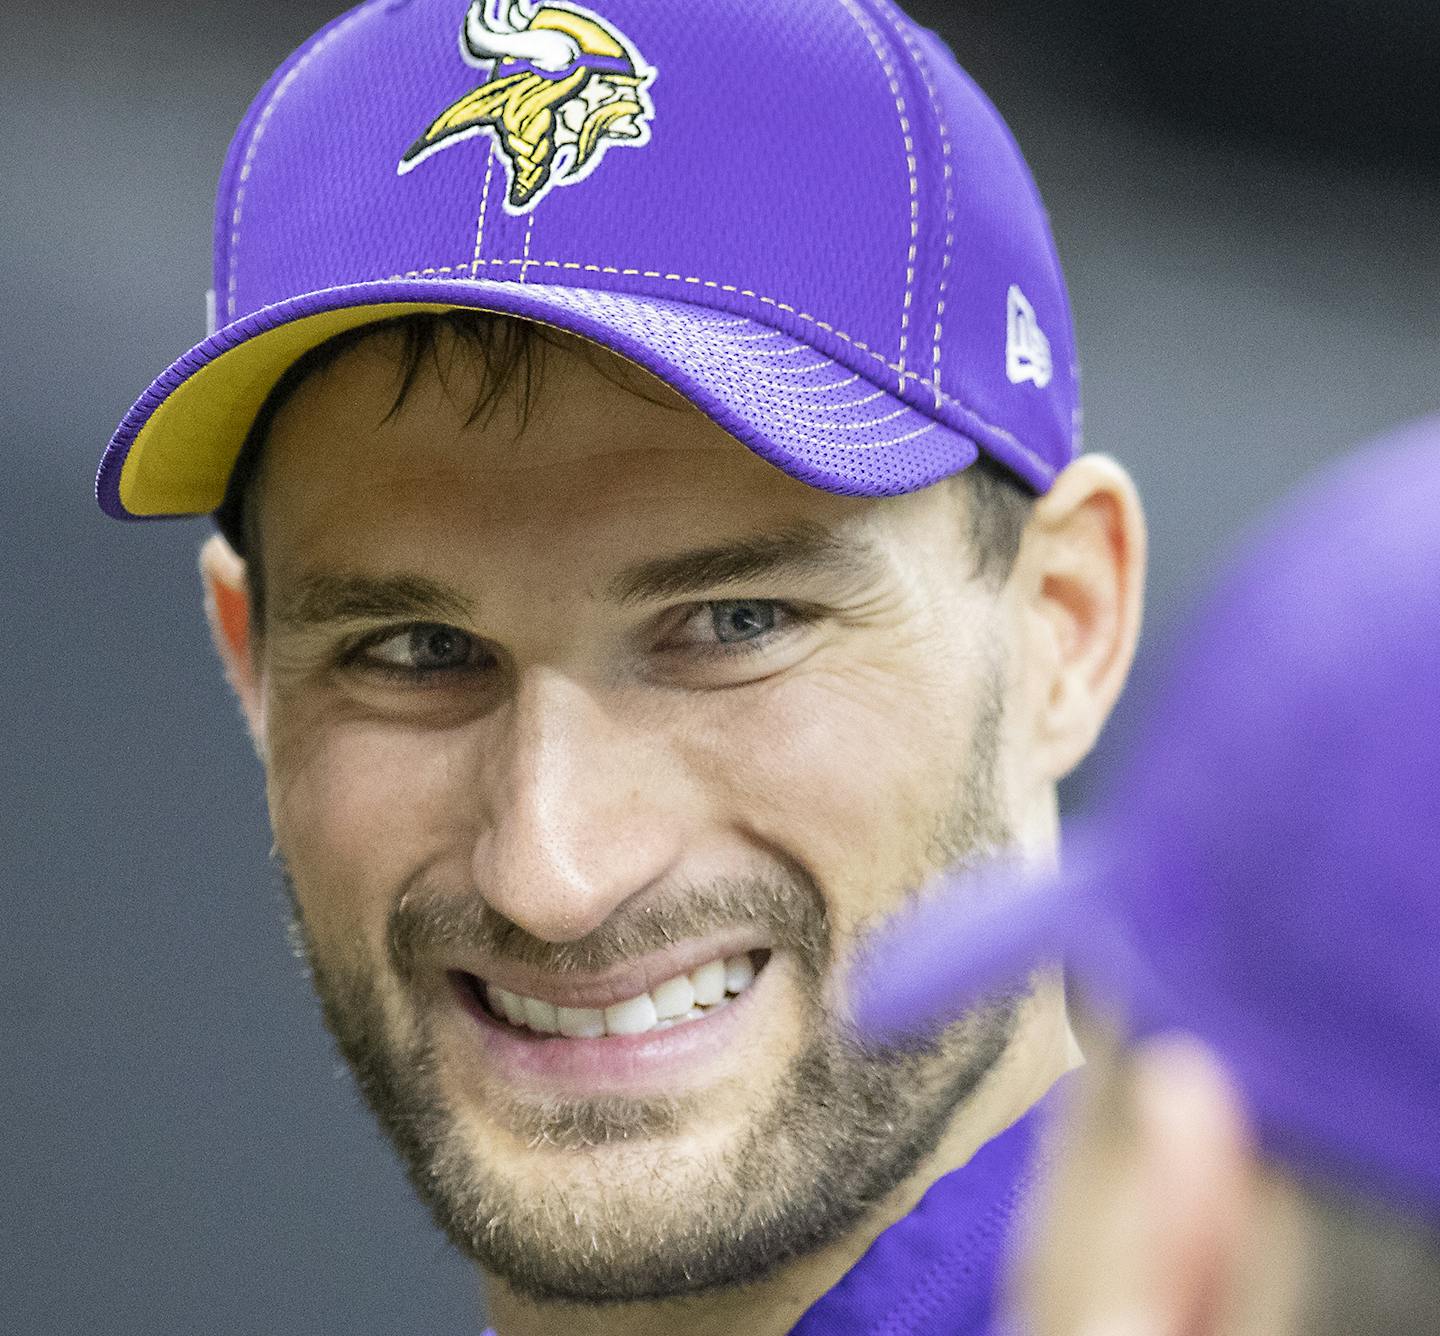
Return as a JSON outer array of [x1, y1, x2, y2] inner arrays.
[[1006, 285, 1053, 389]]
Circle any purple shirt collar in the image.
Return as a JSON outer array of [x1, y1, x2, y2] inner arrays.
[[790, 1078, 1063, 1336]]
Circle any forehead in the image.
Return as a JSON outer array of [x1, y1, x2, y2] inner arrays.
[[255, 329, 933, 576]]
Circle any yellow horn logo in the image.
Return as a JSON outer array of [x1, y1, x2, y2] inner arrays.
[[399, 0, 655, 213]]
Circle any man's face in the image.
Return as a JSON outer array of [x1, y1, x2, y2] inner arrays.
[[249, 329, 1037, 1303]]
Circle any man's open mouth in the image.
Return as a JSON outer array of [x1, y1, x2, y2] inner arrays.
[[453, 950, 771, 1040]]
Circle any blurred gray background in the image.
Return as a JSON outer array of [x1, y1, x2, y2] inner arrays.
[[4, 0, 1437, 1331]]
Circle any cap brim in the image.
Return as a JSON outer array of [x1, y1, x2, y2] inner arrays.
[[98, 279, 984, 521], [849, 830, 1121, 1044]]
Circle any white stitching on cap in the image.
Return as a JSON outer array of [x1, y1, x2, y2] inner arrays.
[[836, 0, 920, 395], [825, 388, 887, 410], [842, 405, 911, 429], [791, 374, 862, 394], [470, 153, 496, 276], [519, 212, 536, 284], [769, 359, 835, 376], [226, 9, 368, 320], [887, 9, 954, 409], [857, 421, 941, 450]]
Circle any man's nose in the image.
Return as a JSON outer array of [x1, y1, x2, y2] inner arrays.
[[471, 669, 693, 943]]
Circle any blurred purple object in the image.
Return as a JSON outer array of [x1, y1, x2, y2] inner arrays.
[[850, 855, 1078, 1041], [851, 414, 1440, 1226]]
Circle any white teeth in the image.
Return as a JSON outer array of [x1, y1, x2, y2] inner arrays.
[[556, 1006, 606, 1039], [690, 958, 727, 1006], [654, 1007, 707, 1031], [523, 997, 559, 1033], [724, 954, 755, 994], [604, 993, 659, 1035], [651, 974, 696, 1020], [491, 985, 529, 1028], [484, 953, 760, 1039]]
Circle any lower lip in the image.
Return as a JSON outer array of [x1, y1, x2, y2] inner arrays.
[[445, 963, 770, 1095]]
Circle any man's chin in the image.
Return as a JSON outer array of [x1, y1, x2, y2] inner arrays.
[[395, 1008, 1025, 1305], [446, 1087, 752, 1188], [414, 1114, 802, 1305]]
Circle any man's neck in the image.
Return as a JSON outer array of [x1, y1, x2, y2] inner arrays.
[[485, 979, 1077, 1336]]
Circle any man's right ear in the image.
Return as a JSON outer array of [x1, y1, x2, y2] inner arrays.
[[200, 533, 266, 752]]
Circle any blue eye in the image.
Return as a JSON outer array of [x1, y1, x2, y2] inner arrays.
[[362, 624, 485, 673], [710, 600, 778, 644]]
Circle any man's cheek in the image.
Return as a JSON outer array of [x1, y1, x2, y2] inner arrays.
[[686, 668, 972, 919], [267, 717, 450, 947]]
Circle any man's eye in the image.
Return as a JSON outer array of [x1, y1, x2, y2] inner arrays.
[[662, 600, 791, 653], [709, 600, 778, 644], [358, 624, 486, 674]]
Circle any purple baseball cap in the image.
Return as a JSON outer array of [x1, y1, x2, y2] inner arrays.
[[96, 0, 1079, 522], [852, 416, 1440, 1225]]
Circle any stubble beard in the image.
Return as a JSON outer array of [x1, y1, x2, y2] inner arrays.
[[289, 680, 1029, 1305]]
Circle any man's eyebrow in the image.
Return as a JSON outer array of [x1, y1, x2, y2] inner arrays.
[[609, 524, 887, 605], [271, 573, 474, 631]]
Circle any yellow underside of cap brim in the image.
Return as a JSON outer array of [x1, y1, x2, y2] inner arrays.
[[119, 301, 456, 517]]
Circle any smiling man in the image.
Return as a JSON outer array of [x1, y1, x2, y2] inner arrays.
[[99, 1, 1145, 1332]]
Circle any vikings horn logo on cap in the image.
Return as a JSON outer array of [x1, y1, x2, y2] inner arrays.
[[399, 0, 655, 212]]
